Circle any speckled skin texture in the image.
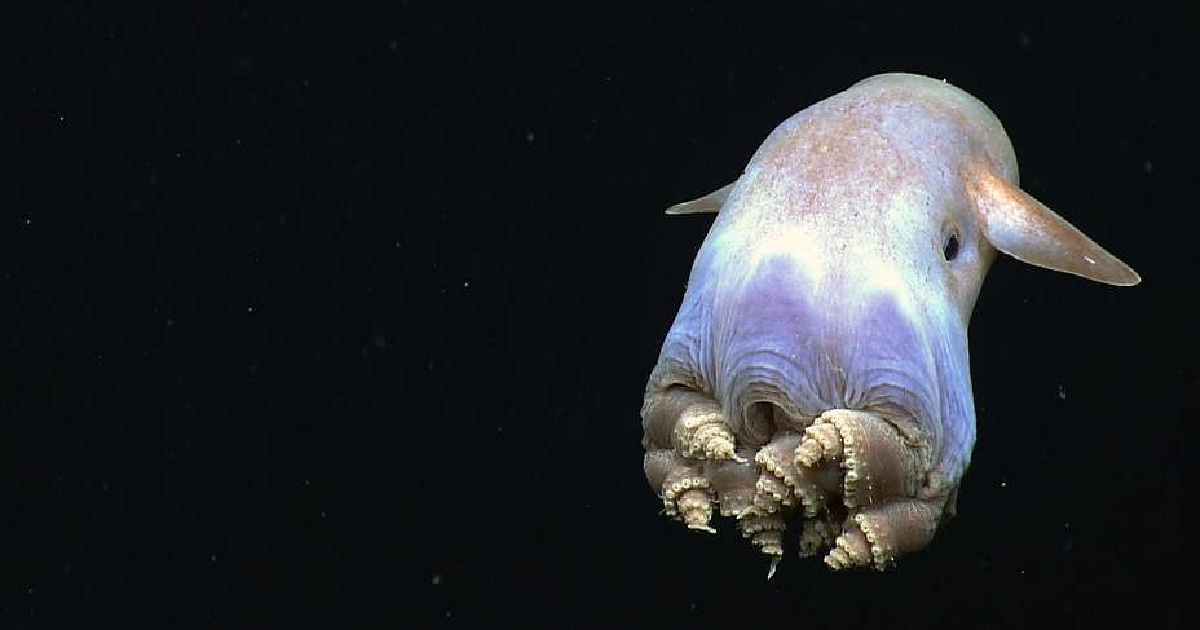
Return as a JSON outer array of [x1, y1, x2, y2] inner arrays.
[[641, 73, 1139, 572]]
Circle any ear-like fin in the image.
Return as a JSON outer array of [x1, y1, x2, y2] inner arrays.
[[964, 161, 1141, 286], [665, 182, 735, 215]]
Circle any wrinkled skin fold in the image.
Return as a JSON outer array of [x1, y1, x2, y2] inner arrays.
[[641, 73, 1140, 572]]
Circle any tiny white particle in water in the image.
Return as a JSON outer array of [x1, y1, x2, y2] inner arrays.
[[525, 131, 535, 142], [1057, 384, 1066, 400], [247, 306, 254, 313], [431, 574, 443, 585]]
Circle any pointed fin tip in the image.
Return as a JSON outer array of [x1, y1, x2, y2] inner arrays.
[[664, 182, 735, 216], [1096, 264, 1141, 287]]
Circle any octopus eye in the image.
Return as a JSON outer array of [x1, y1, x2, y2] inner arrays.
[[943, 232, 960, 261]]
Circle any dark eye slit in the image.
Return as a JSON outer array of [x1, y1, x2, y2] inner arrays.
[[943, 233, 960, 261]]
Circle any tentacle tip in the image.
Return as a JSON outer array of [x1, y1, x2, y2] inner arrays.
[[825, 530, 873, 570], [766, 556, 781, 580], [855, 514, 896, 570], [758, 542, 784, 557], [707, 441, 739, 461], [824, 551, 849, 570], [794, 440, 823, 467], [679, 503, 714, 532]]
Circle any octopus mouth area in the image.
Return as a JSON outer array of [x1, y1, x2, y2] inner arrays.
[[642, 388, 943, 573]]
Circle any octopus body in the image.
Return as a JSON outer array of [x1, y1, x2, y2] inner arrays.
[[641, 73, 1140, 572]]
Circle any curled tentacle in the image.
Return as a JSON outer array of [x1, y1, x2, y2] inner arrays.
[[826, 499, 943, 570], [738, 510, 786, 559], [754, 432, 829, 517], [858, 500, 943, 569], [792, 409, 940, 569], [797, 409, 926, 508], [642, 388, 743, 463], [643, 450, 715, 533], [825, 524, 874, 570]]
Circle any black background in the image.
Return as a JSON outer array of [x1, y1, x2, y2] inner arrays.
[[5, 1, 1192, 628]]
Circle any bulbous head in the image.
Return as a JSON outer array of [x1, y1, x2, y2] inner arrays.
[[713, 72, 1021, 326]]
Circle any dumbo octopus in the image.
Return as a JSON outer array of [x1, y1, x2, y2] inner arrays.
[[640, 73, 1140, 573]]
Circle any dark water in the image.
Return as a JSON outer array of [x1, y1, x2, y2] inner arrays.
[[6, 2, 1189, 628]]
